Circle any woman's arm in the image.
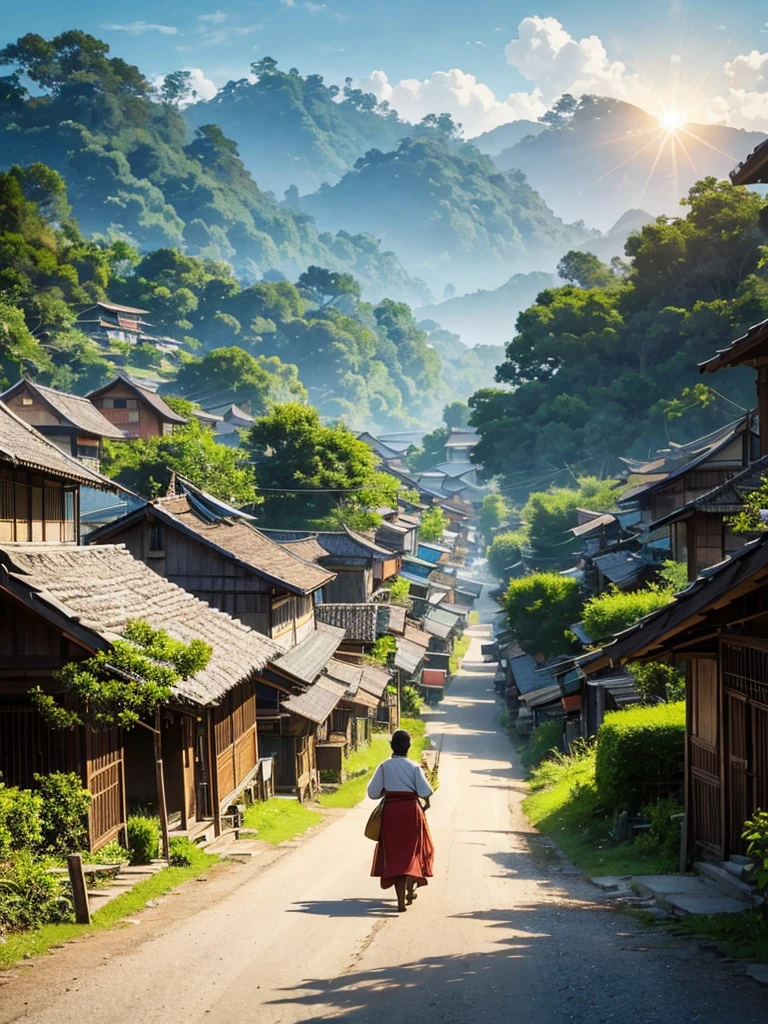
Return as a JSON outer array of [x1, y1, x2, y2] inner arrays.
[[367, 763, 385, 800]]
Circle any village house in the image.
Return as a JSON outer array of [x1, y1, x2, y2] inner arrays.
[[87, 374, 187, 440], [0, 379, 126, 470], [0, 401, 282, 848], [76, 300, 152, 347], [85, 480, 334, 645]]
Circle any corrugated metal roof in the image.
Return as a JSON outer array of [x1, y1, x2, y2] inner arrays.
[[378, 603, 407, 635]]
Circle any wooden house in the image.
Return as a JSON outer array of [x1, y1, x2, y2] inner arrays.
[[0, 379, 125, 469], [87, 374, 187, 440], [76, 300, 151, 347], [86, 484, 334, 645], [579, 533, 768, 866], [314, 603, 380, 658], [263, 527, 400, 602]]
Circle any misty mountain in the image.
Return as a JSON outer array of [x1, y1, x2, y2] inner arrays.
[[582, 208, 656, 263], [185, 62, 410, 197], [471, 120, 545, 156], [493, 95, 767, 230], [299, 136, 595, 293], [417, 271, 557, 347]]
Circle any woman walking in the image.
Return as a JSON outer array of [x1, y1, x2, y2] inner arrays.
[[367, 729, 435, 913]]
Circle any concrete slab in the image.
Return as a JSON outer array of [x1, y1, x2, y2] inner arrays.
[[667, 895, 749, 915], [592, 876, 630, 890], [745, 964, 768, 985], [632, 875, 712, 895]]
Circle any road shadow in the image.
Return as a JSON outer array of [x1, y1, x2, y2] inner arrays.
[[287, 898, 399, 918]]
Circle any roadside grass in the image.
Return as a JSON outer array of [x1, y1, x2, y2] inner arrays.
[[241, 798, 323, 844], [449, 634, 471, 676], [318, 717, 430, 809], [0, 843, 218, 967], [523, 746, 676, 877], [468, 611, 480, 625], [670, 909, 768, 962]]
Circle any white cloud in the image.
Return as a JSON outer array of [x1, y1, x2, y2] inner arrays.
[[102, 21, 178, 35], [150, 67, 218, 106], [305, 1, 326, 11], [358, 69, 546, 136], [280, 0, 296, 6], [199, 11, 228, 23], [504, 15, 648, 106], [706, 49, 768, 128]]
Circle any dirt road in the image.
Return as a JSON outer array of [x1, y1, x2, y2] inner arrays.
[[2, 599, 766, 1022]]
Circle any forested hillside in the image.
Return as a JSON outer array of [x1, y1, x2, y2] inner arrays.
[[0, 32, 427, 304], [470, 179, 765, 491], [300, 134, 595, 293], [495, 95, 767, 229], [186, 58, 409, 196]]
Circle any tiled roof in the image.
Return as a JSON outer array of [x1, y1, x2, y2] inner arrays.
[[87, 375, 187, 425], [0, 381, 125, 439], [279, 536, 328, 563], [360, 664, 391, 698], [424, 607, 463, 628], [0, 401, 114, 489], [404, 623, 431, 648], [270, 624, 345, 685], [260, 526, 392, 562], [324, 658, 364, 696], [0, 543, 282, 705], [314, 603, 379, 642], [648, 454, 768, 530], [282, 683, 342, 724], [150, 494, 334, 595]]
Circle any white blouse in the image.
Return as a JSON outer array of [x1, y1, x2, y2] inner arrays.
[[367, 756, 434, 799]]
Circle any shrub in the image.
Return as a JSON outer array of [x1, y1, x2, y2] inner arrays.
[[628, 661, 686, 702], [486, 531, 525, 582], [169, 836, 199, 868], [634, 796, 683, 866], [581, 586, 673, 644], [127, 815, 160, 865], [35, 772, 92, 856], [0, 785, 43, 858], [85, 840, 130, 865], [400, 685, 423, 716], [742, 809, 768, 908], [595, 702, 686, 812], [388, 576, 411, 603], [0, 851, 71, 932], [503, 572, 582, 657], [521, 720, 565, 774]]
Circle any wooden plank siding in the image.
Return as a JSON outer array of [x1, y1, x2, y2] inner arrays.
[[90, 381, 167, 440], [213, 682, 258, 808], [0, 467, 77, 544]]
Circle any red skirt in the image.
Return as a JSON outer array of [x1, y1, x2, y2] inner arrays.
[[371, 792, 435, 890]]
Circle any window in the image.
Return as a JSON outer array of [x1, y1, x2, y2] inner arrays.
[[128, 411, 139, 423], [271, 598, 292, 634], [149, 523, 165, 556], [21, 396, 33, 406], [76, 440, 98, 459], [103, 398, 138, 410]]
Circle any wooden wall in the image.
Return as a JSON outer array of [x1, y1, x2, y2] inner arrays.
[[0, 467, 77, 544], [90, 382, 165, 440], [213, 681, 258, 808], [688, 658, 722, 860]]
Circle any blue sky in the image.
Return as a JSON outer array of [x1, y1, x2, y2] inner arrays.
[[4, 2, 768, 134]]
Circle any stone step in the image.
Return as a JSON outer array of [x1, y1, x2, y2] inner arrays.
[[729, 854, 752, 866], [722, 860, 747, 879], [695, 861, 758, 905]]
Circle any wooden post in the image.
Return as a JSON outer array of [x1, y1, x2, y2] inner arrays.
[[67, 853, 91, 925], [208, 708, 222, 837], [153, 709, 171, 862]]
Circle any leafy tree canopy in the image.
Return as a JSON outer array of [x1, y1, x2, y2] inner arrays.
[[419, 506, 448, 542], [503, 572, 582, 658]]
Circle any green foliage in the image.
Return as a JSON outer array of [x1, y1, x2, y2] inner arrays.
[[241, 799, 322, 845], [400, 685, 423, 717], [126, 815, 160, 866], [742, 810, 768, 904], [32, 620, 212, 730], [634, 796, 683, 864], [168, 836, 199, 868], [521, 720, 565, 774], [369, 635, 396, 666], [101, 418, 259, 505], [594, 702, 686, 811], [628, 661, 686, 702], [522, 477, 621, 570], [84, 841, 130, 866], [246, 403, 396, 527], [479, 493, 509, 541], [0, 786, 42, 858], [472, 178, 766, 488], [557, 250, 614, 289], [34, 773, 91, 856], [503, 572, 582, 657], [407, 427, 450, 472], [730, 476, 768, 535], [486, 530, 525, 582], [581, 587, 673, 645], [657, 560, 689, 592], [388, 576, 411, 603], [0, 851, 71, 933], [419, 507, 448, 542], [443, 400, 471, 428], [171, 346, 306, 412]]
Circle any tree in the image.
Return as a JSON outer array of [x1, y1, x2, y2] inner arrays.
[[486, 531, 525, 582], [388, 576, 411, 603], [250, 56, 279, 78], [245, 403, 395, 527], [557, 250, 614, 289], [522, 478, 621, 570], [479, 493, 509, 541], [580, 587, 674, 645], [407, 427, 449, 472], [172, 346, 289, 413], [155, 70, 197, 107], [297, 267, 361, 309], [32, 620, 211, 730], [101, 419, 259, 506], [443, 401, 471, 429], [539, 94, 578, 128], [503, 573, 582, 657], [419, 507, 448, 542]]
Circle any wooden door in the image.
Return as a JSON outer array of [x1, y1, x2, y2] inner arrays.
[[726, 692, 750, 857], [85, 727, 126, 851]]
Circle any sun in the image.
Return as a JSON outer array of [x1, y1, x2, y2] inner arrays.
[[659, 109, 685, 133]]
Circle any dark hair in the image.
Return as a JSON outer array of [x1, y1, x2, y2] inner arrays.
[[390, 729, 411, 756]]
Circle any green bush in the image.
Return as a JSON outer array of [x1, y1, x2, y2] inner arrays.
[[388, 577, 411, 603], [400, 685, 423, 716], [0, 851, 71, 932], [634, 796, 683, 866], [169, 836, 199, 868], [0, 785, 43, 858], [127, 815, 160, 865], [581, 586, 673, 644], [595, 702, 686, 812], [84, 840, 130, 865], [503, 572, 582, 657], [35, 773, 92, 856], [521, 720, 565, 774], [486, 530, 525, 582]]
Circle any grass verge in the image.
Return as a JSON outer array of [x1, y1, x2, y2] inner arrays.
[[0, 844, 218, 967], [469, 611, 480, 625], [318, 717, 430, 809], [449, 634, 471, 676], [241, 798, 323, 844], [523, 745, 676, 877], [671, 908, 768, 962]]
